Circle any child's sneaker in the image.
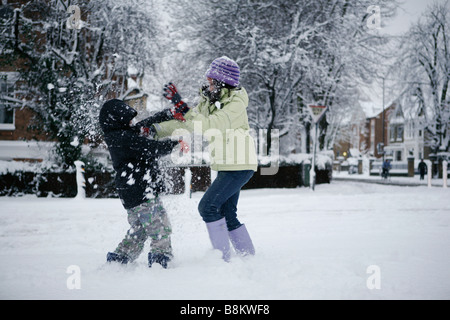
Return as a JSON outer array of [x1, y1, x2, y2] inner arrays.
[[107, 252, 129, 264], [148, 252, 171, 269]]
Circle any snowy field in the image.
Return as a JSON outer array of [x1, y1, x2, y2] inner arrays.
[[0, 181, 449, 300]]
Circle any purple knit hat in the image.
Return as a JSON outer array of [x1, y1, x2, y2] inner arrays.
[[205, 56, 240, 87]]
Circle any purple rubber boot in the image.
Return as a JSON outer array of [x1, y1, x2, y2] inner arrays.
[[229, 224, 255, 256], [205, 218, 231, 262]]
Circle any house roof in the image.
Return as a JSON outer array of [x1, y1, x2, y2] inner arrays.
[[362, 100, 397, 119]]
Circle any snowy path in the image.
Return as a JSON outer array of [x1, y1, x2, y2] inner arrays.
[[0, 181, 449, 300]]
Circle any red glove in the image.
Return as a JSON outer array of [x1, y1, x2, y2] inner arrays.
[[163, 83, 190, 121], [140, 127, 150, 137], [179, 140, 190, 153], [137, 126, 156, 138]]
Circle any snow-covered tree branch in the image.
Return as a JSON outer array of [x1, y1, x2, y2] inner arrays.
[[394, 1, 450, 154], [164, 0, 399, 156], [0, 0, 159, 167]]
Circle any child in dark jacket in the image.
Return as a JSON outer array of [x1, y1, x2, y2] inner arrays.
[[99, 99, 186, 268]]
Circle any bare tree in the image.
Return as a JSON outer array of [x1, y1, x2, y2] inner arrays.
[[167, 0, 399, 155], [395, 1, 450, 154]]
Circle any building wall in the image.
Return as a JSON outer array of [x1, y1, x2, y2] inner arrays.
[[0, 107, 49, 141], [364, 105, 393, 159]]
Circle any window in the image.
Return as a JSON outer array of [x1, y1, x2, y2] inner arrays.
[[0, 73, 17, 130], [396, 125, 403, 142], [405, 122, 413, 139], [389, 124, 404, 143], [389, 125, 395, 142]]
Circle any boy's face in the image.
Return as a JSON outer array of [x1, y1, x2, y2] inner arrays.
[[129, 114, 138, 126]]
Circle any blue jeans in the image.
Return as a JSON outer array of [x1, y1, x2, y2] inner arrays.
[[198, 170, 254, 231]]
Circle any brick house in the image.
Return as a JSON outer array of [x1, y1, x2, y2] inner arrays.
[[0, 70, 147, 162], [334, 97, 438, 177], [384, 101, 431, 162], [334, 103, 393, 160], [365, 103, 394, 159], [0, 69, 54, 162], [0, 1, 59, 162]]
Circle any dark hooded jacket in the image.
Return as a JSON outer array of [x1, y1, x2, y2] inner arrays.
[[99, 99, 178, 209]]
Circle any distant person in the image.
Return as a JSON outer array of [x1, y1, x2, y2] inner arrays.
[[418, 159, 427, 180], [382, 159, 391, 179]]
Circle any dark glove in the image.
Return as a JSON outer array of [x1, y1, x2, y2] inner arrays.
[[163, 82, 190, 121]]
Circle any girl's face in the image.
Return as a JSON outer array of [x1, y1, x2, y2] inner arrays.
[[207, 77, 215, 92]]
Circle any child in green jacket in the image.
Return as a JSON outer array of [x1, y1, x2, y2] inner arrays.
[[152, 57, 257, 262]]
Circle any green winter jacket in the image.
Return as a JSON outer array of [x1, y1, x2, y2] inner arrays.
[[154, 87, 258, 172]]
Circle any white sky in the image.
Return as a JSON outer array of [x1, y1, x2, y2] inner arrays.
[[382, 0, 439, 35]]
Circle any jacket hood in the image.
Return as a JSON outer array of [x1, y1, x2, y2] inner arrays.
[[99, 99, 138, 132], [221, 87, 248, 107]]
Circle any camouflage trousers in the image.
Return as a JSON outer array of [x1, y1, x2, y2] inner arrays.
[[114, 197, 172, 262]]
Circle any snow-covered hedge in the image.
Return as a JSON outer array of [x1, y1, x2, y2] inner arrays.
[[0, 151, 334, 197]]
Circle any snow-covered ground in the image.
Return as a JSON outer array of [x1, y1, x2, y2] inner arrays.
[[0, 181, 449, 300]]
